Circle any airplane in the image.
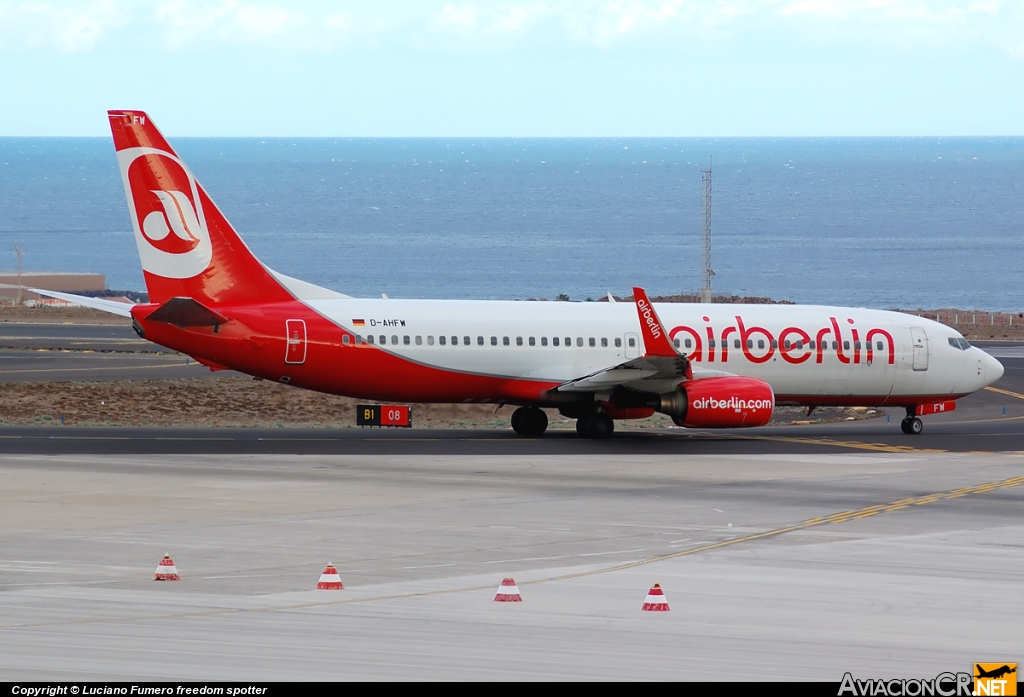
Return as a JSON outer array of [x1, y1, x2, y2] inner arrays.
[[34, 110, 1005, 439], [976, 665, 1016, 680]]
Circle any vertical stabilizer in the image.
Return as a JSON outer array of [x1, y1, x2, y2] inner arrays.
[[108, 110, 292, 307]]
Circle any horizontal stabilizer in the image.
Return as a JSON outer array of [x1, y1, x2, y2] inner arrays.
[[146, 297, 228, 327], [28, 289, 134, 317]]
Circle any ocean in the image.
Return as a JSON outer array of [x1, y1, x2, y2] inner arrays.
[[1, 136, 1022, 310]]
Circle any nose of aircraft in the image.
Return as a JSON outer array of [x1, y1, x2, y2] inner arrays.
[[983, 351, 1004, 386]]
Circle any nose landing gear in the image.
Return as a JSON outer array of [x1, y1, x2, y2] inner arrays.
[[900, 407, 924, 435]]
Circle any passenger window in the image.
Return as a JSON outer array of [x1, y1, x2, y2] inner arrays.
[[796, 341, 803, 350], [784, 340, 791, 349], [734, 339, 741, 349], [758, 340, 765, 349], [415, 336, 422, 345], [503, 336, 510, 346], [553, 337, 560, 347], [628, 337, 636, 348], [674, 338, 681, 349], [464, 336, 471, 346], [854, 341, 861, 350], [342, 335, 350, 345], [490, 336, 497, 346], [426, 336, 434, 346], [685, 338, 692, 348], [356, 335, 363, 345], [708, 339, 715, 348], [541, 337, 548, 346], [615, 338, 622, 348], [843, 341, 850, 350], [589, 337, 595, 347], [516, 337, 523, 346], [809, 341, 815, 349], [601, 338, 608, 347], [439, 335, 446, 345], [391, 335, 398, 345], [380, 335, 387, 345], [832, 341, 838, 350], [747, 340, 753, 349], [403, 335, 410, 345], [477, 336, 484, 346], [566, 337, 572, 347], [576, 337, 583, 347], [528, 337, 535, 346], [877, 341, 884, 351], [770, 340, 776, 349]]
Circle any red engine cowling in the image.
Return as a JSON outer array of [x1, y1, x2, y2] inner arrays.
[[673, 376, 775, 428]]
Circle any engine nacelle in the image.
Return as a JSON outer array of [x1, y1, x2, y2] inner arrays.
[[658, 376, 774, 428]]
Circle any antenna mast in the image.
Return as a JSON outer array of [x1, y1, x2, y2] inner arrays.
[[700, 157, 713, 304]]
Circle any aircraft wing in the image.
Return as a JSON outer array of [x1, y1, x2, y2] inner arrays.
[[28, 288, 134, 318], [556, 287, 732, 393]]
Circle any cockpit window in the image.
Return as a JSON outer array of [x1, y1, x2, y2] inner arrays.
[[948, 337, 971, 351]]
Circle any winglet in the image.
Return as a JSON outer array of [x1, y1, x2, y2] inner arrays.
[[632, 287, 677, 358]]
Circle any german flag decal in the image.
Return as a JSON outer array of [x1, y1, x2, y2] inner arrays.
[[352, 319, 365, 326]]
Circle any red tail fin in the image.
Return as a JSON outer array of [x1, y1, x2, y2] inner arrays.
[[108, 110, 291, 307]]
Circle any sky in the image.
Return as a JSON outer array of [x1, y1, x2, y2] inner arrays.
[[0, 0, 1022, 136]]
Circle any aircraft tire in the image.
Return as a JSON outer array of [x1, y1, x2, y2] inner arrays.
[[578, 413, 614, 439], [589, 413, 614, 439], [511, 407, 528, 435], [513, 407, 547, 436], [525, 407, 548, 436], [900, 417, 924, 435]]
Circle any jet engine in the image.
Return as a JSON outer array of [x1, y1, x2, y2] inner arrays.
[[655, 376, 774, 428]]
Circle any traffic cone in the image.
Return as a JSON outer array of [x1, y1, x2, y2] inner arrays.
[[642, 583, 670, 611], [317, 563, 343, 590], [153, 554, 180, 581], [493, 577, 522, 602]]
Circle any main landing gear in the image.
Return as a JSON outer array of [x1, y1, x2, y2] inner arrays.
[[576, 412, 614, 439], [900, 407, 924, 435], [511, 406, 548, 436]]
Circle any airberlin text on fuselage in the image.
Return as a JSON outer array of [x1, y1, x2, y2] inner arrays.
[[670, 315, 896, 366]]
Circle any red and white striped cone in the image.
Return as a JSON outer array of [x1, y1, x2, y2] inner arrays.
[[642, 583, 670, 611], [316, 563, 344, 590], [493, 577, 522, 602], [153, 554, 180, 581]]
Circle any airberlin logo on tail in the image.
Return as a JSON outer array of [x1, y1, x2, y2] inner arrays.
[[637, 298, 663, 339], [120, 147, 213, 279], [142, 190, 202, 253]]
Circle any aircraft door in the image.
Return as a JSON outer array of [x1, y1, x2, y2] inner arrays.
[[910, 327, 928, 371], [625, 332, 640, 359], [285, 319, 307, 365]]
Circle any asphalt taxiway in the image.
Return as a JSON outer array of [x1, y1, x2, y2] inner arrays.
[[0, 322, 233, 382]]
